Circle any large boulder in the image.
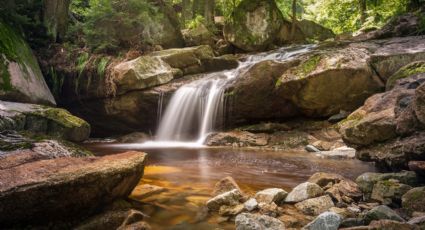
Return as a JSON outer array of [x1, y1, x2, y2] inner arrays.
[[111, 56, 178, 96], [296, 20, 335, 41], [402, 187, 425, 215], [0, 22, 55, 105], [275, 43, 383, 117], [0, 151, 146, 226], [224, 0, 284, 51], [0, 100, 90, 142]]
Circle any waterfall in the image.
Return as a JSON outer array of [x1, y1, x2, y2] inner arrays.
[[143, 45, 314, 147]]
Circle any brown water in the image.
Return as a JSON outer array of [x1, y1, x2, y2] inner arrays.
[[85, 143, 377, 229]]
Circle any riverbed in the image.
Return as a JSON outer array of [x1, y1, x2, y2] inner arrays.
[[85, 143, 377, 229]]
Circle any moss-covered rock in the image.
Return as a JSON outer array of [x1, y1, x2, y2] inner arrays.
[[296, 20, 335, 42], [402, 187, 425, 215], [386, 61, 425, 90], [223, 0, 284, 51], [0, 21, 55, 105], [0, 100, 90, 142]]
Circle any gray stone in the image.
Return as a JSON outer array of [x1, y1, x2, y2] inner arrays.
[[306, 145, 321, 152], [244, 198, 259, 211], [206, 189, 242, 211], [303, 211, 342, 230], [255, 188, 288, 204], [371, 179, 412, 206], [285, 182, 324, 203], [356, 171, 418, 195], [364, 205, 405, 224], [235, 213, 285, 230]]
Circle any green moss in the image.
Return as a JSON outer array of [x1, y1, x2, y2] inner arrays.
[[386, 61, 425, 90], [294, 55, 322, 78], [32, 107, 88, 129], [338, 112, 365, 128], [0, 58, 12, 91], [275, 78, 282, 88], [96, 56, 110, 77]]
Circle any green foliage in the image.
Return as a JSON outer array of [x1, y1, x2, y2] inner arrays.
[[216, 0, 242, 19], [69, 0, 162, 53], [96, 57, 110, 77], [186, 15, 206, 29]]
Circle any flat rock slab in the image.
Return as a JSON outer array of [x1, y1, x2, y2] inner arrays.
[[0, 151, 146, 226]]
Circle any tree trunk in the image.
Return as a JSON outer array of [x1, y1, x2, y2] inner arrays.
[[181, 0, 191, 25], [359, 0, 367, 25], [192, 0, 205, 18], [43, 0, 71, 42], [204, 0, 215, 25], [291, 0, 297, 40]]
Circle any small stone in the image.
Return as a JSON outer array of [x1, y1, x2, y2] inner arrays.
[[285, 182, 324, 203], [363, 205, 405, 224], [308, 172, 346, 188], [131, 184, 167, 200], [258, 202, 279, 217], [329, 207, 351, 218], [306, 145, 321, 152], [303, 211, 342, 230], [408, 215, 425, 226], [255, 188, 288, 204], [319, 147, 356, 159], [325, 180, 362, 204], [295, 195, 335, 216], [339, 218, 365, 228], [206, 189, 242, 211], [244, 198, 258, 211], [219, 204, 245, 216], [402, 186, 425, 215], [212, 176, 242, 196], [235, 213, 285, 230]]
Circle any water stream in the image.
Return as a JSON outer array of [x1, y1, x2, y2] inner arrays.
[[142, 45, 314, 147]]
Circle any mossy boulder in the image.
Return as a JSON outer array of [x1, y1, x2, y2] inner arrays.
[[0, 21, 55, 105], [0, 100, 90, 142], [276, 45, 383, 117], [402, 187, 425, 215], [296, 19, 335, 41], [223, 0, 284, 51], [386, 61, 425, 90], [182, 23, 216, 47]]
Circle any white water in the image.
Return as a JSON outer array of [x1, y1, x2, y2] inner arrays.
[[141, 45, 314, 148]]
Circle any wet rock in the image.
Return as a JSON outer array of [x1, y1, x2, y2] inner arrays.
[[402, 187, 425, 215], [0, 22, 56, 105], [130, 184, 168, 200], [219, 204, 245, 216], [356, 171, 418, 196], [340, 218, 366, 228], [326, 180, 362, 204], [116, 132, 151, 143], [0, 151, 147, 226], [0, 100, 90, 142], [76, 209, 150, 230], [206, 189, 242, 211], [238, 122, 292, 134], [235, 213, 285, 230], [111, 56, 177, 95], [303, 211, 342, 230], [244, 198, 259, 211], [328, 111, 350, 123], [306, 145, 321, 153], [258, 202, 280, 217], [206, 131, 268, 147], [255, 188, 288, 204], [212, 176, 242, 196], [371, 180, 412, 207], [408, 161, 425, 176], [319, 147, 356, 159], [295, 195, 335, 216], [308, 172, 346, 188], [285, 182, 324, 203], [408, 215, 425, 226], [363, 205, 405, 224], [223, 0, 284, 52]]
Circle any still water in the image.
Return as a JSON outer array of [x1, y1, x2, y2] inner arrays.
[[85, 143, 376, 229]]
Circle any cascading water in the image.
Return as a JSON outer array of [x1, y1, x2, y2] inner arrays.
[[143, 45, 314, 147]]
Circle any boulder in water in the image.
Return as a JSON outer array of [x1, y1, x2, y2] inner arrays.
[[0, 151, 147, 226]]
